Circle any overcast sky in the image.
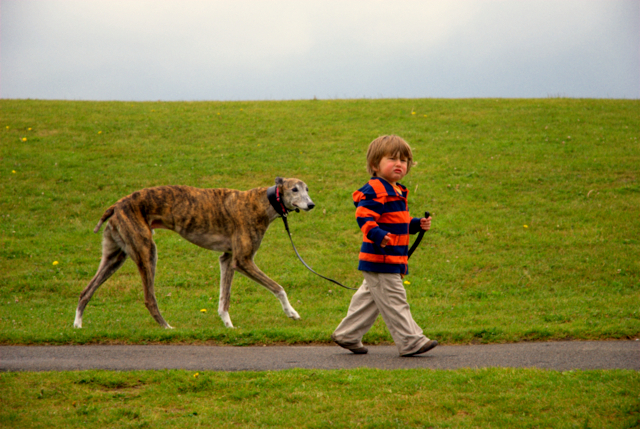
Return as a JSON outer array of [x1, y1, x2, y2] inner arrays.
[[1, 0, 638, 101]]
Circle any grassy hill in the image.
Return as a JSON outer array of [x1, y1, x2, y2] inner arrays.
[[1, 98, 638, 345]]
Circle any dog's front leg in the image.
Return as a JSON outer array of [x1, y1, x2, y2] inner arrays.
[[273, 289, 301, 321], [218, 252, 235, 328], [233, 257, 301, 321]]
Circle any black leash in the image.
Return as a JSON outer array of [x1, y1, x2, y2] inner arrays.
[[268, 185, 429, 292], [408, 211, 430, 258], [281, 215, 359, 291], [268, 185, 357, 291]]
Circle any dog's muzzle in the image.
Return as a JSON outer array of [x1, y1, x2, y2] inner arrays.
[[296, 202, 315, 212]]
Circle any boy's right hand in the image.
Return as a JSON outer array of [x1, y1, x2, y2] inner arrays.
[[420, 216, 432, 231], [380, 234, 391, 248]]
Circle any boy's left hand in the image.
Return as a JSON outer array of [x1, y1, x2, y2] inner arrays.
[[420, 216, 432, 231]]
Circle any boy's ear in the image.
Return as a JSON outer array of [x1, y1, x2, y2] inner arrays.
[[275, 177, 284, 187]]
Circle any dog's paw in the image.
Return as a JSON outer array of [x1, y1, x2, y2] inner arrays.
[[287, 309, 301, 320], [73, 312, 82, 328], [164, 324, 174, 330], [219, 311, 234, 328]]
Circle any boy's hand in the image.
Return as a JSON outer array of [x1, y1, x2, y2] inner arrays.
[[380, 234, 392, 248], [420, 216, 432, 231]]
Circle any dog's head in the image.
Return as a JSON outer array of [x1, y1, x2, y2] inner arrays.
[[276, 177, 315, 212]]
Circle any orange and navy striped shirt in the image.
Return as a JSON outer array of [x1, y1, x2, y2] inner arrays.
[[353, 177, 422, 274]]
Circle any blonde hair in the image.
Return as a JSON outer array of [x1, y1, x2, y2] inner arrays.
[[366, 135, 415, 177]]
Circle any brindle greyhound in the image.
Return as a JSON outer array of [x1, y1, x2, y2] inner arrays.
[[74, 177, 315, 329]]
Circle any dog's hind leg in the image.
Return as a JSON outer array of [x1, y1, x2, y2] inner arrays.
[[218, 252, 235, 328], [233, 256, 301, 321], [113, 215, 174, 329], [128, 238, 174, 329], [74, 226, 127, 328]]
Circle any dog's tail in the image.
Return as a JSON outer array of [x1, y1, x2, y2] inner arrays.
[[94, 205, 116, 233]]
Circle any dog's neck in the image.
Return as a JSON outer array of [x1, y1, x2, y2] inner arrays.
[[267, 185, 288, 218], [266, 204, 279, 220]]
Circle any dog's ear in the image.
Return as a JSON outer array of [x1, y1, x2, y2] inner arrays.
[[275, 177, 284, 187]]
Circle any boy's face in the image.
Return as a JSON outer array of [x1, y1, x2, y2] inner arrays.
[[373, 154, 408, 185]]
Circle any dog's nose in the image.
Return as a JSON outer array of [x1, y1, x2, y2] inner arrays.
[[307, 203, 315, 210]]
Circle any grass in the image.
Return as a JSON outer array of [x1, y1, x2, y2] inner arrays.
[[1, 368, 638, 428], [1, 98, 639, 345]]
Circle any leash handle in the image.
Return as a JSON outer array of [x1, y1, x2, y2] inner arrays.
[[282, 216, 358, 291], [408, 211, 430, 259]]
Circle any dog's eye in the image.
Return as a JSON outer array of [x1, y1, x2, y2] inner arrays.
[[306, 187, 309, 192], [292, 187, 298, 193]]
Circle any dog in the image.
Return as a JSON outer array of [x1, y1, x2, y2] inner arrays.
[[74, 177, 315, 329]]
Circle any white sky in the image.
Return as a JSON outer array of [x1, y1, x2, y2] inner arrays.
[[1, 0, 638, 100]]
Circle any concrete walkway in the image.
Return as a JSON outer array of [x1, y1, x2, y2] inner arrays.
[[1, 341, 637, 372]]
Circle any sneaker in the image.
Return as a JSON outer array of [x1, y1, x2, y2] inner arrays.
[[345, 346, 369, 354], [331, 334, 368, 354], [401, 340, 438, 357]]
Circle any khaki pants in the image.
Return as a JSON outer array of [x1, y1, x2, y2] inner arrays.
[[332, 271, 429, 356]]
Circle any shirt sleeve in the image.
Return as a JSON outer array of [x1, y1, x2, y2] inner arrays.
[[409, 217, 422, 234], [355, 196, 389, 246]]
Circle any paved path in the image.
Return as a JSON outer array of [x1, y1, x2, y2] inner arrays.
[[1, 341, 637, 372]]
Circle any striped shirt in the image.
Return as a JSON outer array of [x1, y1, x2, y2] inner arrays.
[[353, 177, 422, 274]]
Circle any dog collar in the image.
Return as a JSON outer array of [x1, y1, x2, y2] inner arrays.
[[267, 185, 288, 217]]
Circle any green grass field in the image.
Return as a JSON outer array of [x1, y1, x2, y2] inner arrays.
[[1, 98, 639, 427], [2, 98, 638, 345], [2, 368, 638, 428]]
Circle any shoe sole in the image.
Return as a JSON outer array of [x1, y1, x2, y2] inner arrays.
[[402, 340, 438, 357], [332, 336, 368, 354]]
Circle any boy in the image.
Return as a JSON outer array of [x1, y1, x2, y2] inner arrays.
[[331, 135, 437, 357]]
